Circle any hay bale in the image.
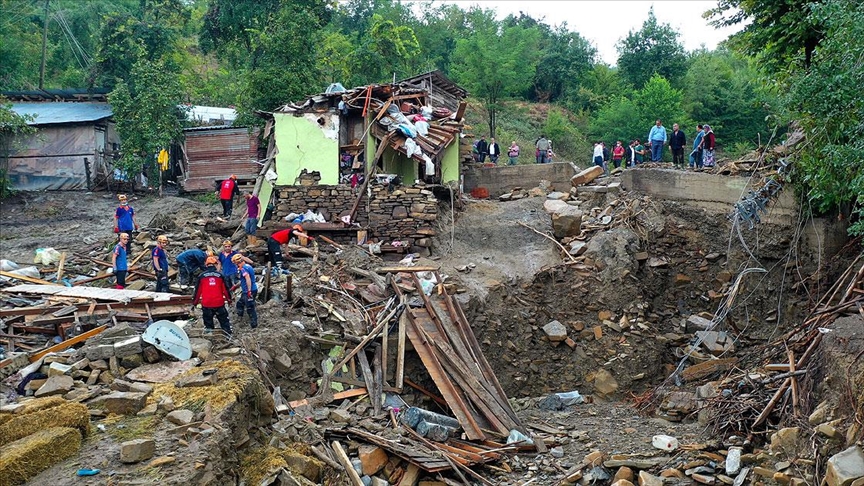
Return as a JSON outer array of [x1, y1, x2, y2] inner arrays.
[[0, 396, 66, 418], [148, 359, 266, 413], [0, 402, 90, 447], [0, 427, 82, 486]]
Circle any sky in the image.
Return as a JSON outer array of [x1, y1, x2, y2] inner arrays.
[[432, 1, 746, 65]]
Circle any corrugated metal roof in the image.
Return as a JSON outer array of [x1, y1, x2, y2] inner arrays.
[[9, 102, 113, 126], [181, 128, 260, 192]]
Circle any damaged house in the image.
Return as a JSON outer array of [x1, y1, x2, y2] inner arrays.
[[253, 71, 468, 253], [3, 90, 118, 191]]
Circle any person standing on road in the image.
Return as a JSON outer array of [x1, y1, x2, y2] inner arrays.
[[192, 256, 233, 338], [152, 235, 170, 293], [647, 119, 667, 162], [114, 194, 138, 235], [612, 141, 625, 169], [691, 125, 705, 169], [592, 141, 605, 172], [267, 225, 314, 275], [701, 124, 716, 168], [488, 137, 501, 164], [507, 141, 520, 165], [176, 247, 207, 288], [669, 123, 687, 168], [535, 135, 550, 164], [218, 175, 240, 218], [232, 254, 258, 329], [112, 233, 129, 289], [244, 192, 261, 246]]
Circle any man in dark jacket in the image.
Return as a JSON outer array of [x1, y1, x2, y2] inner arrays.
[[476, 137, 488, 163], [669, 123, 687, 168], [192, 256, 233, 337]]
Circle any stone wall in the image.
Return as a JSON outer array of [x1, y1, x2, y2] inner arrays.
[[267, 172, 438, 248], [462, 162, 577, 197]]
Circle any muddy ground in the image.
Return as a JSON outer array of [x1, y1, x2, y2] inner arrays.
[[1, 182, 860, 485]]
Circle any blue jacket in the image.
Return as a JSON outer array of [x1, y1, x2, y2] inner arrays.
[[176, 249, 206, 269], [239, 264, 257, 293]]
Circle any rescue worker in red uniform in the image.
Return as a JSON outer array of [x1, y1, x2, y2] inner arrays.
[[192, 256, 233, 337], [267, 224, 314, 274], [217, 174, 240, 218]]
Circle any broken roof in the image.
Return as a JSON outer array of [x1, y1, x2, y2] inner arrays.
[[399, 70, 468, 99], [9, 102, 113, 126]]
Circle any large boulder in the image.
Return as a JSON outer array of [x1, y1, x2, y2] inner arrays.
[[551, 206, 584, 239]]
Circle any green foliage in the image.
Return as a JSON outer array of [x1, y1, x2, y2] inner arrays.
[[531, 24, 596, 103], [543, 107, 591, 163], [616, 8, 687, 89], [591, 75, 693, 152], [783, 0, 864, 236], [706, 0, 823, 72], [451, 13, 541, 137], [0, 100, 36, 198], [109, 58, 185, 180], [683, 48, 776, 148]]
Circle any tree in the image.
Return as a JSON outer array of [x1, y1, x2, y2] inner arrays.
[[451, 17, 540, 137], [109, 58, 186, 183], [616, 8, 687, 89], [706, 0, 823, 72], [591, 74, 693, 149], [532, 24, 597, 102], [783, 0, 864, 236], [683, 48, 775, 149], [568, 64, 628, 114]]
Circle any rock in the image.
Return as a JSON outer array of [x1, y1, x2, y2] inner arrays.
[[35, 375, 74, 397], [85, 344, 115, 361], [808, 401, 831, 425], [89, 359, 108, 370], [551, 206, 583, 239], [86, 370, 100, 385], [543, 320, 568, 342], [550, 446, 565, 458], [544, 199, 569, 214], [189, 338, 213, 358], [283, 452, 323, 482], [89, 391, 148, 415], [638, 471, 663, 486], [726, 447, 742, 475], [137, 403, 158, 417], [329, 409, 352, 423], [674, 274, 692, 285], [120, 439, 155, 463], [568, 240, 588, 256], [120, 354, 143, 369], [661, 469, 685, 478], [109, 356, 120, 375], [166, 409, 195, 426], [158, 395, 175, 413], [114, 336, 143, 358], [615, 467, 635, 482], [69, 358, 90, 371], [175, 371, 217, 388], [274, 353, 293, 374], [98, 370, 115, 385], [584, 451, 605, 467], [687, 315, 714, 333], [825, 446, 864, 486], [769, 427, 801, 459], [604, 457, 667, 470], [592, 369, 618, 397], [817, 422, 841, 439], [148, 456, 176, 468], [142, 345, 161, 363], [647, 257, 669, 268], [612, 480, 634, 486], [692, 473, 716, 484], [547, 191, 569, 200], [358, 445, 388, 475], [47, 362, 72, 377], [570, 166, 605, 187], [125, 359, 199, 383], [598, 310, 614, 321]]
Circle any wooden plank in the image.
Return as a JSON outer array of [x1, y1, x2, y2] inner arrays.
[[288, 388, 368, 408], [55, 252, 67, 281], [356, 348, 380, 415], [0, 271, 54, 286], [396, 310, 407, 390], [331, 441, 364, 486], [29, 325, 107, 362], [375, 265, 440, 274]]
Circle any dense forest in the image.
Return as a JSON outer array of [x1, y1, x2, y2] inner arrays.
[[1, 0, 862, 234]]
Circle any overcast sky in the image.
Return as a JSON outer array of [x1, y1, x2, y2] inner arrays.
[[431, 1, 746, 65]]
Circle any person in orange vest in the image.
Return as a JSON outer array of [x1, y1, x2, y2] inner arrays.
[[192, 255, 233, 337], [217, 175, 240, 218]]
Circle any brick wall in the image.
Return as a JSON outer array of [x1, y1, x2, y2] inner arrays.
[[267, 172, 438, 248]]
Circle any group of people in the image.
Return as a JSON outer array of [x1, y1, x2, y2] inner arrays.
[[590, 120, 717, 173], [107, 180, 304, 338], [472, 135, 555, 165]]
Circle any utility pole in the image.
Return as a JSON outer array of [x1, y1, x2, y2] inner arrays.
[[39, 0, 50, 89]]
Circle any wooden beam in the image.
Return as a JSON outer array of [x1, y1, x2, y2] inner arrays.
[[55, 252, 66, 281], [29, 325, 107, 362], [375, 265, 440, 274], [288, 387, 368, 408], [332, 441, 364, 486], [0, 271, 54, 286]]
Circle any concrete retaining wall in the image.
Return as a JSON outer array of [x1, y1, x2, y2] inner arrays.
[[462, 162, 576, 197], [621, 168, 849, 258]]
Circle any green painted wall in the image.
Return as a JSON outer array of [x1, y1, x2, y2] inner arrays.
[[273, 113, 340, 185], [441, 143, 459, 184], [382, 150, 416, 182]]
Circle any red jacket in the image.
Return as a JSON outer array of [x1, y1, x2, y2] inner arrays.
[[270, 228, 295, 245], [193, 269, 231, 308], [219, 178, 237, 200]]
